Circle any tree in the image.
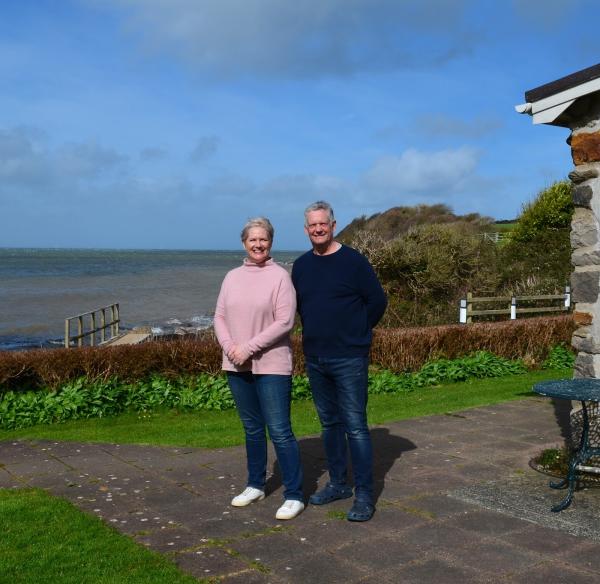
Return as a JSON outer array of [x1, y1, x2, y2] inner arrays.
[[500, 180, 573, 289], [509, 180, 573, 243]]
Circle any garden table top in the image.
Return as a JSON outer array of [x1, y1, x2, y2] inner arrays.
[[533, 378, 600, 402]]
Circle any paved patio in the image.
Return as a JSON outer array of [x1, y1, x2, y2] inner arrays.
[[2, 397, 600, 583]]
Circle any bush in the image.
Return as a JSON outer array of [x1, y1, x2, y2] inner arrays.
[[0, 316, 575, 391], [356, 222, 500, 327], [542, 344, 575, 370], [345, 185, 574, 327], [0, 351, 541, 430], [509, 180, 573, 243], [499, 181, 573, 289], [370, 315, 575, 373], [0, 335, 223, 392]]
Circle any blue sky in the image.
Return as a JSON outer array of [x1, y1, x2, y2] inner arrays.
[[0, 0, 597, 250]]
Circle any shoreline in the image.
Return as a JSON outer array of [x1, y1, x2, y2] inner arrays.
[[0, 314, 216, 352]]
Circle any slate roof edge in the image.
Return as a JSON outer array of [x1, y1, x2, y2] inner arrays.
[[525, 62, 600, 103]]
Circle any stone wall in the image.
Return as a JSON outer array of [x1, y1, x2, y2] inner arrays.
[[569, 106, 600, 376]]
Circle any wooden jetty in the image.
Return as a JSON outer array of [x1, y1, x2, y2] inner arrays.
[[64, 303, 151, 348]]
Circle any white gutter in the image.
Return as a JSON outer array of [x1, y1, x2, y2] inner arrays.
[[515, 77, 600, 125]]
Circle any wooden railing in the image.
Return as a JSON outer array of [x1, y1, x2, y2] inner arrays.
[[459, 288, 570, 323], [64, 303, 120, 348]]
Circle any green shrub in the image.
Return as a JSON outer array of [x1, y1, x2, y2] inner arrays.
[[366, 222, 500, 327], [542, 344, 575, 370], [499, 181, 573, 290], [510, 180, 573, 244], [0, 351, 544, 430]]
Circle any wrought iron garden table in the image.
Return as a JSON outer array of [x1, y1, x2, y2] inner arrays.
[[534, 378, 600, 512]]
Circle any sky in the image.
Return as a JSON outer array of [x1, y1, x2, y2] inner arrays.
[[0, 0, 598, 250]]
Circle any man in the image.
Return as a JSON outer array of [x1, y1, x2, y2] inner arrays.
[[291, 201, 387, 522]]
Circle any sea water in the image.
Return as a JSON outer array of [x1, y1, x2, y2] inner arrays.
[[0, 248, 302, 350]]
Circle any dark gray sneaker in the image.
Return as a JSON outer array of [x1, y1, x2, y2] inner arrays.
[[309, 483, 353, 505], [347, 500, 375, 522]]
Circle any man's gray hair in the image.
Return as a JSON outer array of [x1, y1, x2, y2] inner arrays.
[[241, 217, 274, 242], [304, 201, 335, 226]]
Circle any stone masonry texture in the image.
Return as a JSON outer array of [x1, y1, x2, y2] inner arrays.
[[571, 131, 600, 165], [569, 104, 600, 374]]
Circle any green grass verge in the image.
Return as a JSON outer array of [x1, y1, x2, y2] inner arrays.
[[0, 488, 199, 584], [0, 368, 568, 448], [0, 368, 569, 584], [494, 222, 516, 232]]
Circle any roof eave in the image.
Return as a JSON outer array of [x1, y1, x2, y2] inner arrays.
[[515, 77, 600, 127]]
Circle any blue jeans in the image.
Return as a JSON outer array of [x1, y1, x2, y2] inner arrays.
[[227, 372, 303, 502], [305, 357, 373, 504]]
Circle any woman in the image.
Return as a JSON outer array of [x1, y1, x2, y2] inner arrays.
[[214, 217, 304, 520]]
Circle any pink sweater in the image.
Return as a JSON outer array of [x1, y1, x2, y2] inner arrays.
[[214, 259, 296, 375]]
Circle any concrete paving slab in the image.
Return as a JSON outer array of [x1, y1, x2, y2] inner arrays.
[[174, 548, 260, 581], [505, 523, 590, 557], [448, 474, 600, 541], [444, 537, 536, 577], [4, 398, 600, 583], [507, 560, 599, 584], [386, 557, 486, 584]]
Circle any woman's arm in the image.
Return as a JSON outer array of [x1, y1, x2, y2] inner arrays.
[[233, 273, 296, 362], [213, 277, 235, 356]]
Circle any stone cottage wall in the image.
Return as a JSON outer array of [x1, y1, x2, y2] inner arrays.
[[569, 105, 600, 377]]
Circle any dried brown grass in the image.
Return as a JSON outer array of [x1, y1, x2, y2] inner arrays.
[[0, 316, 575, 391]]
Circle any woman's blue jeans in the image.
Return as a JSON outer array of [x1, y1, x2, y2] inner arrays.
[[227, 372, 303, 502], [305, 356, 373, 504]]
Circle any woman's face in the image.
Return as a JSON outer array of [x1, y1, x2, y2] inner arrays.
[[243, 226, 272, 264]]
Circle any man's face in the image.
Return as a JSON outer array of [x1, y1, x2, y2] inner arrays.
[[305, 209, 336, 249]]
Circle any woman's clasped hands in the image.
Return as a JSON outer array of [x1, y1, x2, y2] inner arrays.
[[227, 344, 251, 366]]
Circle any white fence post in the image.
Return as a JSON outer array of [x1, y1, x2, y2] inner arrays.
[[565, 285, 571, 308], [510, 297, 517, 320], [459, 299, 467, 324]]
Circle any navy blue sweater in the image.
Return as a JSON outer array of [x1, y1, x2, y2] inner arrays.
[[291, 245, 387, 358]]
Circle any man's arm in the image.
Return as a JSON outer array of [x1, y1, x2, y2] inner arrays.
[[357, 256, 387, 328]]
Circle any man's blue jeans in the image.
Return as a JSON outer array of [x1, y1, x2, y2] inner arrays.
[[227, 372, 303, 502], [305, 356, 373, 504]]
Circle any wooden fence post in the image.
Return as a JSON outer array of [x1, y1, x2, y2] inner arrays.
[[466, 292, 473, 323]]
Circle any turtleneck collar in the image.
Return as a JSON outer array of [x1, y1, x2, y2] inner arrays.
[[243, 257, 274, 269]]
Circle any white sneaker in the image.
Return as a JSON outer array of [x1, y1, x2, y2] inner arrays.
[[275, 500, 305, 520], [231, 487, 265, 507]]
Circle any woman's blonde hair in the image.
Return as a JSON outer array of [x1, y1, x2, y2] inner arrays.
[[240, 217, 274, 242]]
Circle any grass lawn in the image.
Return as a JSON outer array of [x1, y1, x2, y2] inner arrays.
[[0, 368, 570, 584], [0, 488, 199, 584], [494, 222, 516, 232], [0, 368, 569, 448]]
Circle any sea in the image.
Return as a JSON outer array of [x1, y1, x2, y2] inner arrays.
[[0, 248, 304, 351]]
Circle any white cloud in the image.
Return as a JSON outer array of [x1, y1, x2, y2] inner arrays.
[[101, 0, 475, 77], [0, 127, 51, 188], [56, 142, 127, 179], [362, 146, 480, 199], [0, 127, 129, 204]]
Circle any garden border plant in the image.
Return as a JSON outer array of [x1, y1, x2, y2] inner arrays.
[[0, 347, 574, 431], [0, 315, 575, 393]]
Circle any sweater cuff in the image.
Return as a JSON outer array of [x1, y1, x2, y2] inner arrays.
[[238, 343, 253, 363]]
